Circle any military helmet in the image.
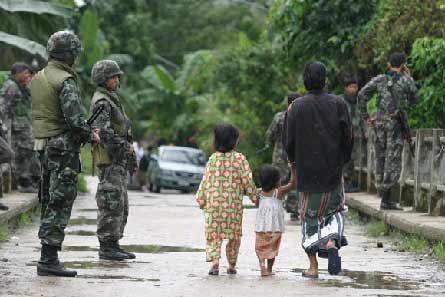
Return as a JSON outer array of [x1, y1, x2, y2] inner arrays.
[[47, 31, 82, 56], [91, 60, 123, 86]]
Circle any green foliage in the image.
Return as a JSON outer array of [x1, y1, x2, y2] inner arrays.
[[395, 233, 429, 254], [270, 0, 377, 89], [77, 173, 88, 193], [0, 225, 9, 242], [18, 212, 30, 225], [79, 9, 105, 70], [355, 0, 444, 76], [433, 241, 445, 263], [409, 37, 445, 128], [80, 145, 92, 175], [366, 220, 388, 237]]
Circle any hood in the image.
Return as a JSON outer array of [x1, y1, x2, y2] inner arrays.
[[158, 161, 205, 174]]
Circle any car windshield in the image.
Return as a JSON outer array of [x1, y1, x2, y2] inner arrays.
[[160, 149, 206, 166]]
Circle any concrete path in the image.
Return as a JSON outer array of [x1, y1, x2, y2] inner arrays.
[[0, 178, 445, 296], [346, 192, 445, 241], [0, 192, 38, 225]]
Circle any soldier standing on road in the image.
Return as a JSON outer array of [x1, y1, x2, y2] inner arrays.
[[29, 31, 100, 277], [90, 60, 136, 261], [340, 78, 366, 193], [0, 63, 40, 192], [358, 52, 418, 210], [265, 94, 299, 221]]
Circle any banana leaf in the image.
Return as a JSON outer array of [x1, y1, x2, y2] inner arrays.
[[0, 0, 71, 16], [0, 31, 47, 59]]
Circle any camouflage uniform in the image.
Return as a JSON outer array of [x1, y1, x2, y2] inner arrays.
[[0, 78, 40, 190], [29, 32, 92, 249], [341, 93, 366, 185], [358, 72, 418, 192], [266, 111, 299, 216], [90, 60, 134, 244]]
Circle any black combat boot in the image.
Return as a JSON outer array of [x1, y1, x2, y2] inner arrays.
[[0, 202, 8, 211], [37, 244, 77, 277], [116, 242, 136, 259], [380, 190, 403, 211], [99, 241, 128, 261]]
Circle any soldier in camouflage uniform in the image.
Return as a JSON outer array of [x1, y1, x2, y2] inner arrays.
[[358, 53, 418, 210], [266, 94, 299, 221], [340, 78, 366, 193], [90, 60, 137, 261], [0, 63, 40, 192], [29, 31, 100, 277]]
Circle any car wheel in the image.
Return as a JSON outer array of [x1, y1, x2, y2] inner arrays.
[[149, 183, 154, 192], [180, 189, 190, 194], [153, 182, 161, 193]]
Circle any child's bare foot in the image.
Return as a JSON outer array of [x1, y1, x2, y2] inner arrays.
[[227, 264, 237, 275], [302, 269, 318, 278], [208, 260, 219, 276], [259, 259, 270, 277]]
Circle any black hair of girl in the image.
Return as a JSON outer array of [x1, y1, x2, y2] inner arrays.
[[214, 123, 240, 153], [287, 93, 300, 106], [259, 164, 281, 192]]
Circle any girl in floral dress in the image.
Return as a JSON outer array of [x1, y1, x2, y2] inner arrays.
[[255, 164, 296, 276], [196, 123, 258, 276]]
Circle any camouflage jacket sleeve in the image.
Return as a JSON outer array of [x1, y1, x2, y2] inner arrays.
[[60, 78, 92, 143], [0, 81, 20, 137], [357, 75, 383, 119], [265, 113, 280, 145], [91, 99, 127, 150], [404, 76, 419, 108]]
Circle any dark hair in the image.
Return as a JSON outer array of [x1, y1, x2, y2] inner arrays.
[[344, 77, 358, 87], [287, 93, 300, 106], [303, 61, 326, 91], [259, 164, 281, 192], [389, 52, 406, 68], [11, 63, 31, 76], [214, 123, 239, 153]]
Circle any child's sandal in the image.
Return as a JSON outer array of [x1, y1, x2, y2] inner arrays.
[[227, 268, 237, 275], [208, 265, 219, 276]]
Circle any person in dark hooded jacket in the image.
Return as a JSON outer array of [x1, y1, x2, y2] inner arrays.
[[286, 61, 353, 278]]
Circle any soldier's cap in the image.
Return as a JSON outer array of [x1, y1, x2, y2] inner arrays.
[[47, 31, 83, 56], [91, 59, 124, 86]]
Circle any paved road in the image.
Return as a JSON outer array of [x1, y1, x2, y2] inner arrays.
[[1, 178, 445, 297]]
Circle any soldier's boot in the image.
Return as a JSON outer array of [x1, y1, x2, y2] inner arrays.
[[37, 244, 77, 277], [116, 242, 136, 259], [99, 241, 128, 261], [18, 178, 38, 193], [0, 202, 8, 211], [380, 190, 403, 211]]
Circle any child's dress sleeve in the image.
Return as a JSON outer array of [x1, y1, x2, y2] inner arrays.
[[195, 164, 209, 209], [240, 156, 258, 205]]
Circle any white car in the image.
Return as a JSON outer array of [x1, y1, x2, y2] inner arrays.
[[148, 146, 206, 193]]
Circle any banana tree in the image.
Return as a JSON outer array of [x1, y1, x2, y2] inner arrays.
[[0, 0, 71, 61], [131, 50, 212, 144]]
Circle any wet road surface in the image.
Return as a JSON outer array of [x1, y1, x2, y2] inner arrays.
[[1, 177, 445, 297]]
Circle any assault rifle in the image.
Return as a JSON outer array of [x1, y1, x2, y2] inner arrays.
[[125, 120, 138, 184], [87, 104, 105, 126], [396, 110, 415, 158]]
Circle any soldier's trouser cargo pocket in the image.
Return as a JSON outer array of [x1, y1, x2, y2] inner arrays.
[[96, 163, 128, 242], [38, 146, 79, 248]]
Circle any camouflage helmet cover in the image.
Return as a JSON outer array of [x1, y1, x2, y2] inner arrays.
[[91, 60, 124, 85], [47, 31, 82, 56]]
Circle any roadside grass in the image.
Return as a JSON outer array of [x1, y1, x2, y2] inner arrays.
[[78, 145, 93, 193], [366, 220, 388, 237], [0, 225, 9, 242], [18, 212, 30, 226], [432, 242, 445, 263]]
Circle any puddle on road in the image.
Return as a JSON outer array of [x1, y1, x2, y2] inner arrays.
[[291, 268, 422, 290], [77, 275, 160, 282], [120, 244, 204, 253], [66, 230, 96, 236], [69, 216, 97, 225], [77, 208, 97, 213], [63, 244, 204, 253]]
